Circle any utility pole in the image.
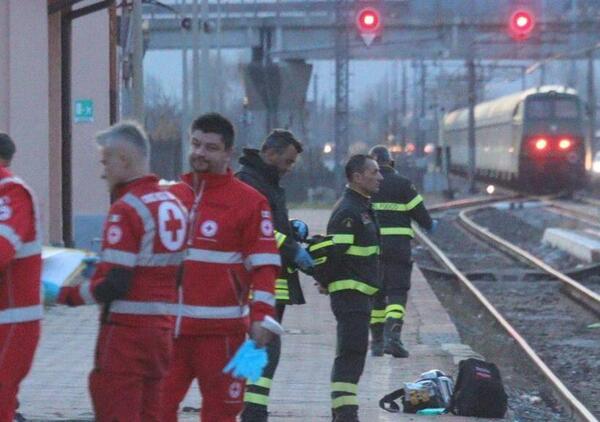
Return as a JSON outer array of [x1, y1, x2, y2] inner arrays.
[[334, 0, 350, 190], [467, 57, 477, 193], [131, 0, 144, 122], [588, 50, 596, 152]]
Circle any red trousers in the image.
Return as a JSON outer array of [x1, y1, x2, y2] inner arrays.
[[161, 333, 246, 422], [89, 324, 173, 422], [0, 321, 40, 422]]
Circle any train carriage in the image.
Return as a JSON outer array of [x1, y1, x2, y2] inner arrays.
[[442, 85, 591, 193]]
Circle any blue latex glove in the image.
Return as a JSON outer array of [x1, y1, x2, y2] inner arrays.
[[222, 339, 268, 383], [294, 247, 315, 271], [426, 219, 438, 234], [82, 255, 100, 278]]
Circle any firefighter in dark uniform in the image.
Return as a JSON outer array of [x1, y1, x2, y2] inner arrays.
[[318, 154, 383, 422], [236, 129, 314, 422], [368, 145, 433, 358]]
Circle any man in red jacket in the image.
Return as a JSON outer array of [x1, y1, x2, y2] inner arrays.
[[58, 122, 187, 422], [162, 113, 280, 422], [0, 133, 43, 422]]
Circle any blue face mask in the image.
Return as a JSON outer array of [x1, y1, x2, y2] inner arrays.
[[222, 339, 268, 383]]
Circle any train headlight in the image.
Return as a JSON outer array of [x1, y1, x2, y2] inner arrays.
[[534, 138, 548, 150], [593, 160, 600, 173], [558, 138, 572, 150]]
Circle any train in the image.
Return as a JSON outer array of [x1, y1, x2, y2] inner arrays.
[[441, 85, 592, 193]]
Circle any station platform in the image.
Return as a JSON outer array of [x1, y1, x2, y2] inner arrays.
[[18, 208, 486, 421]]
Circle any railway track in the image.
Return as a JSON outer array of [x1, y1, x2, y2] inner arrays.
[[416, 196, 599, 422]]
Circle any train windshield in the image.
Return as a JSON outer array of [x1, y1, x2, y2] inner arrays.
[[526, 97, 579, 119]]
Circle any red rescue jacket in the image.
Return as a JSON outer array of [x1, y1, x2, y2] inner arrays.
[[0, 166, 43, 325], [170, 170, 280, 336], [78, 175, 187, 329]]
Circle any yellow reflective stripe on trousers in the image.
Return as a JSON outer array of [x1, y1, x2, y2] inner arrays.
[[372, 195, 423, 212], [276, 278, 289, 300], [274, 230, 287, 248], [244, 392, 269, 406], [380, 227, 414, 237], [385, 304, 405, 320], [328, 279, 378, 295], [331, 382, 358, 394], [332, 395, 359, 409], [331, 234, 354, 244], [370, 309, 385, 324], [345, 245, 379, 257], [248, 377, 273, 389]]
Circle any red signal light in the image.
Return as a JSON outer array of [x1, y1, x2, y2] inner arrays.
[[558, 138, 572, 149], [534, 138, 548, 150], [356, 7, 381, 32], [509, 9, 535, 40]]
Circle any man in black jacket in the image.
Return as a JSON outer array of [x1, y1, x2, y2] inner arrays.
[[368, 145, 433, 358], [236, 129, 314, 421], [323, 154, 382, 422]]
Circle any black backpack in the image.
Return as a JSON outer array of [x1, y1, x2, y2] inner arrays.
[[447, 358, 507, 418]]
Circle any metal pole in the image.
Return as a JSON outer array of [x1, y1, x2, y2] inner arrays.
[[131, 0, 144, 122], [588, 50, 596, 152], [200, 0, 210, 114], [521, 66, 526, 91], [334, 0, 350, 190], [418, 60, 426, 156], [181, 0, 190, 171], [192, 0, 200, 113], [401, 61, 407, 147], [216, 0, 223, 111], [467, 57, 477, 193]]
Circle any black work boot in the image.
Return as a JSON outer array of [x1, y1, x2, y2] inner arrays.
[[240, 404, 268, 422], [370, 323, 384, 357], [333, 406, 360, 422], [383, 318, 409, 358]]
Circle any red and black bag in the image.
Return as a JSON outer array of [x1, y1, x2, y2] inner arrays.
[[447, 358, 507, 418]]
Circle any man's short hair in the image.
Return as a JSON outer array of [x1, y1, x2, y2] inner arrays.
[[96, 121, 151, 158], [369, 145, 392, 164], [345, 154, 374, 182], [191, 113, 235, 149], [261, 129, 303, 154], [0, 133, 16, 162]]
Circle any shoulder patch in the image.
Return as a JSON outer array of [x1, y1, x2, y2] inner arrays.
[[342, 217, 354, 228]]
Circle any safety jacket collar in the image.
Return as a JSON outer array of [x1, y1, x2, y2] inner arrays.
[[180, 169, 234, 192], [0, 165, 13, 180], [345, 187, 372, 207], [238, 148, 280, 185], [112, 174, 160, 200], [379, 165, 396, 175]]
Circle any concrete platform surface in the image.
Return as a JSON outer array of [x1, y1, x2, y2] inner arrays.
[[17, 208, 491, 421]]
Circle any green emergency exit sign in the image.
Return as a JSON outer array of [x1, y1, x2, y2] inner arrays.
[[74, 99, 94, 123]]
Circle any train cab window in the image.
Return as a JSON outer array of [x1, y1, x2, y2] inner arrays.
[[526, 99, 552, 119], [554, 99, 578, 118]]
